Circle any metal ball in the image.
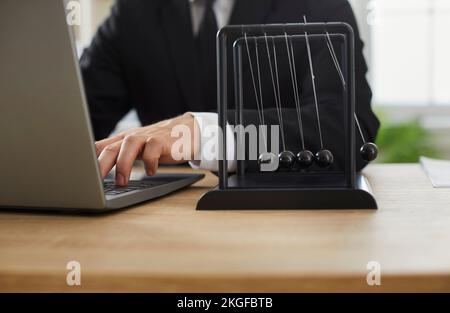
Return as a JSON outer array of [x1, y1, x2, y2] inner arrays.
[[258, 152, 277, 165], [296, 150, 314, 169], [315, 149, 334, 168], [360, 142, 378, 162], [279, 151, 296, 169]]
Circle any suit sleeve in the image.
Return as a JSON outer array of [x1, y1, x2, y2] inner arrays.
[[80, 1, 131, 141], [228, 0, 380, 172]]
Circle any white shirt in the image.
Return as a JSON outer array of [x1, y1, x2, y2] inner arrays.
[[188, 0, 237, 172], [190, 0, 235, 36]]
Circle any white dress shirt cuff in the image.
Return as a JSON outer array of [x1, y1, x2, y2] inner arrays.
[[188, 112, 236, 172]]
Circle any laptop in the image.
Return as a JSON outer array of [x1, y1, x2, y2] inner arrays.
[[0, 1, 204, 212]]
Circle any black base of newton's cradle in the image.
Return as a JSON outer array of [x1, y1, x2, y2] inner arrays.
[[196, 174, 377, 210]]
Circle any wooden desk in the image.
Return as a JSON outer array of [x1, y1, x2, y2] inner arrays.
[[0, 164, 450, 292]]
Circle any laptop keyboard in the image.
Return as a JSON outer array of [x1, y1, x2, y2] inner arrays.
[[103, 181, 159, 196]]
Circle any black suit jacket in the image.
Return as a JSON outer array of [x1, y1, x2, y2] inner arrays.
[[81, 0, 380, 170]]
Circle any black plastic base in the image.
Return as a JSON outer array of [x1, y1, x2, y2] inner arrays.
[[196, 174, 377, 210]]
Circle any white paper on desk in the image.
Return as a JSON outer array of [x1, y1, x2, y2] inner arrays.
[[420, 157, 450, 188]]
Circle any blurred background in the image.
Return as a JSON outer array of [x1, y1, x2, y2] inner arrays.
[[73, 0, 450, 163]]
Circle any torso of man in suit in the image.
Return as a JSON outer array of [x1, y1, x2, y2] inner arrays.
[[83, 0, 380, 186]]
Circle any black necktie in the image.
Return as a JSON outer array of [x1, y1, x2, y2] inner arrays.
[[196, 0, 218, 111]]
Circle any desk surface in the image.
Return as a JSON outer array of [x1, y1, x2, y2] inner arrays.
[[0, 164, 450, 292]]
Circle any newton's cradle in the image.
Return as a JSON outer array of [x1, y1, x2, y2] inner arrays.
[[197, 19, 379, 210]]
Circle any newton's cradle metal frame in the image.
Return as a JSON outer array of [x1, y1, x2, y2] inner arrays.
[[197, 21, 379, 210]]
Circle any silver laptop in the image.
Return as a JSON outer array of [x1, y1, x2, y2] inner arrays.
[[0, 0, 204, 212]]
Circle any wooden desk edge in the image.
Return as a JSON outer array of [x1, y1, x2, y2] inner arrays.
[[1, 271, 450, 292]]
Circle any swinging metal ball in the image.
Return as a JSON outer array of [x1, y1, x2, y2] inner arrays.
[[258, 152, 277, 165], [360, 142, 378, 162], [315, 149, 334, 168], [279, 151, 296, 169], [296, 150, 314, 169]]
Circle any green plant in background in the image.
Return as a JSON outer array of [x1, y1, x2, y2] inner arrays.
[[374, 110, 440, 163]]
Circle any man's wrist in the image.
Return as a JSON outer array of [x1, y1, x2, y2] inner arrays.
[[188, 112, 236, 172], [180, 112, 200, 160]]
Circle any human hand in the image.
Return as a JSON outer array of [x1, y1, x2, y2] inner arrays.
[[95, 113, 199, 186]]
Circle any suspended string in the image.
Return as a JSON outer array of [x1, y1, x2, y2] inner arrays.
[[303, 16, 324, 150], [284, 32, 306, 150], [325, 28, 378, 161], [264, 32, 286, 152], [324, 31, 366, 143], [354, 113, 366, 143], [254, 36, 270, 152], [271, 36, 283, 132], [243, 32, 264, 127], [254, 37, 265, 126], [243, 31, 268, 151], [289, 36, 306, 151], [325, 32, 346, 90]]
